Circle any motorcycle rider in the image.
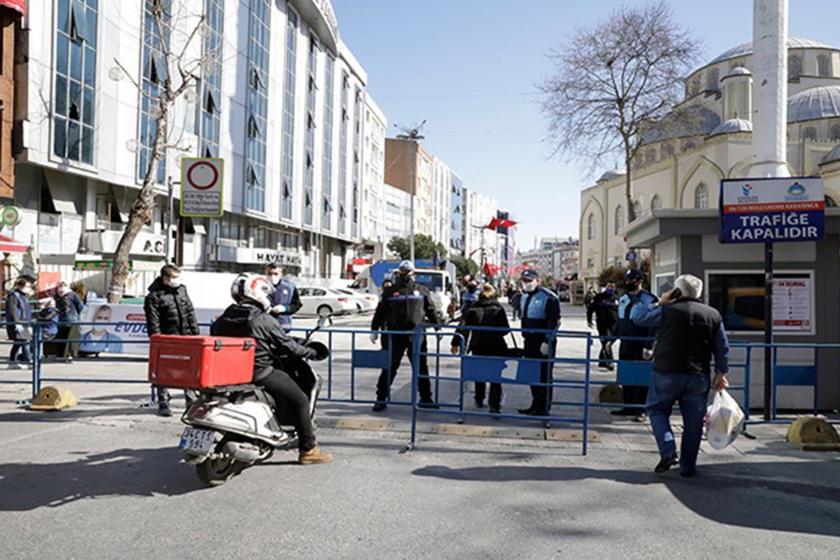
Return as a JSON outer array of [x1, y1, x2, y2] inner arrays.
[[210, 274, 332, 465], [370, 260, 441, 412]]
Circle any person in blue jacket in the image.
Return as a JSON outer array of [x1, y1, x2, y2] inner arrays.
[[516, 269, 561, 416], [265, 262, 302, 329], [614, 268, 658, 419], [460, 279, 479, 315]]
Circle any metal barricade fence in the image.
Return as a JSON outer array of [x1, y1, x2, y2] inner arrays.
[[407, 324, 594, 455]]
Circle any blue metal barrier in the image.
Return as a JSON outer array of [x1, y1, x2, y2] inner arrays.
[[407, 324, 593, 455]]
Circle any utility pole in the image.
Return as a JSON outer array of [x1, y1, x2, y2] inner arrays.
[[395, 121, 426, 264]]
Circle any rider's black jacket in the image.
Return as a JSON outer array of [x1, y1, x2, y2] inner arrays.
[[210, 302, 316, 381], [371, 278, 440, 332]]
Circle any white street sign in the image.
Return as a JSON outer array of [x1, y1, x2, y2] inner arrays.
[[180, 157, 224, 217]]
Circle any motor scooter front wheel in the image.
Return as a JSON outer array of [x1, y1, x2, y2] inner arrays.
[[195, 454, 244, 487]]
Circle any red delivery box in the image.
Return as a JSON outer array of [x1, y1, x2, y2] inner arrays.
[[148, 335, 255, 389]]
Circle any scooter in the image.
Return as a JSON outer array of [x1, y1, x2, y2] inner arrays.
[[178, 318, 329, 486]]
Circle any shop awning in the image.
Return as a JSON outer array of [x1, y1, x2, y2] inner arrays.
[[0, 233, 27, 253], [0, 1, 25, 16]]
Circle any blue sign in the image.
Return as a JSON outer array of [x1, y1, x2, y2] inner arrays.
[[460, 356, 542, 385], [719, 178, 825, 244]]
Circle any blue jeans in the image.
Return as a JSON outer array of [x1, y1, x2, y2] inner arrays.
[[645, 371, 710, 473]]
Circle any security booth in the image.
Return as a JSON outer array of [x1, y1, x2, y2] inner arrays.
[[624, 207, 840, 412]]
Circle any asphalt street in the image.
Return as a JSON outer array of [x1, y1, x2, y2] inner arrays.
[[1, 304, 839, 559]]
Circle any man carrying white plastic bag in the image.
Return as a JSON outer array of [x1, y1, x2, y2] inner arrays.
[[706, 389, 745, 449], [631, 274, 730, 478]]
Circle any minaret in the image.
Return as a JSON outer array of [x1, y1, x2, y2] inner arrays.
[[749, 0, 789, 177]]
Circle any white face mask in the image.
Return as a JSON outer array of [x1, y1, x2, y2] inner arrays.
[[58, 286, 70, 296], [21, 286, 33, 296], [522, 281, 537, 293], [269, 274, 281, 284], [166, 277, 182, 289]]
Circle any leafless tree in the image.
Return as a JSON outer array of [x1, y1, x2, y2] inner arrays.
[[106, 2, 213, 303], [539, 1, 702, 221]]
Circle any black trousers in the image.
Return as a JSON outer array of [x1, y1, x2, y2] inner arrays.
[[596, 324, 615, 368], [524, 337, 554, 415], [376, 334, 432, 402], [257, 369, 316, 452]]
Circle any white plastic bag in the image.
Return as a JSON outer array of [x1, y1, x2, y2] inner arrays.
[[705, 389, 745, 450]]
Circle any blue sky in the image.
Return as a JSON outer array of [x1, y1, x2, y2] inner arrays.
[[332, 0, 838, 250]]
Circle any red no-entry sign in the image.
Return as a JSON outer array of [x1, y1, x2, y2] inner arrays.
[[180, 157, 224, 217]]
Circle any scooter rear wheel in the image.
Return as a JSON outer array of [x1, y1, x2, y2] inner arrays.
[[196, 455, 243, 487]]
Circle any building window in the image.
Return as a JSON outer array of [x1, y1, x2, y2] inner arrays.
[[352, 87, 362, 238], [587, 257, 594, 269], [789, 54, 802, 81], [587, 213, 596, 240], [302, 30, 317, 226], [338, 72, 349, 235], [803, 126, 817, 141], [651, 194, 662, 211], [706, 67, 720, 91], [137, 0, 171, 184], [687, 74, 701, 96], [644, 148, 656, 166], [825, 195, 838, 208], [54, 0, 97, 164], [662, 143, 674, 157], [281, 8, 298, 220], [681, 140, 696, 152], [831, 124, 840, 141], [694, 183, 709, 209], [817, 54, 830, 77], [632, 200, 642, 219], [198, 0, 224, 158], [244, 0, 270, 212], [613, 206, 624, 234]]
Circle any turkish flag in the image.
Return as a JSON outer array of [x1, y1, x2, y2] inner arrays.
[[486, 217, 501, 230], [0, 0, 25, 15], [483, 262, 501, 277], [498, 219, 517, 229]]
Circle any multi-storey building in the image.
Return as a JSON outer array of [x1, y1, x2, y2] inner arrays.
[[359, 95, 386, 259], [7, 0, 377, 293], [464, 188, 499, 269], [382, 182, 411, 256], [449, 173, 466, 256]]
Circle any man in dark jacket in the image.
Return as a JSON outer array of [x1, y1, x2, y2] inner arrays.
[[517, 269, 561, 416], [5, 276, 35, 368], [587, 282, 619, 370], [144, 264, 200, 417], [211, 273, 331, 465], [451, 284, 510, 413], [265, 262, 302, 329], [614, 268, 658, 418], [370, 260, 440, 412], [632, 274, 729, 477]]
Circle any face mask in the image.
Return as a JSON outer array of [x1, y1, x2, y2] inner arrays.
[[20, 286, 33, 296], [58, 286, 70, 296], [522, 281, 537, 293], [269, 274, 281, 284], [605, 288, 615, 296], [167, 278, 182, 289]]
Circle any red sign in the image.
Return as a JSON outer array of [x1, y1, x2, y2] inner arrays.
[[0, 1, 26, 15]]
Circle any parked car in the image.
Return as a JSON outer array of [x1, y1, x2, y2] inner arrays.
[[297, 287, 359, 317], [333, 288, 377, 312]]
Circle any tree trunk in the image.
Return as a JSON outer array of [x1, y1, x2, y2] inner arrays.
[[107, 100, 168, 303]]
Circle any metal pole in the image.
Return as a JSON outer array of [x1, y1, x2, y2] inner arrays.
[[165, 177, 174, 263], [763, 242, 773, 421], [408, 140, 416, 264]]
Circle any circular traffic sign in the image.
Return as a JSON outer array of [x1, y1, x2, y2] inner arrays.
[[2, 205, 21, 226], [186, 160, 219, 191]]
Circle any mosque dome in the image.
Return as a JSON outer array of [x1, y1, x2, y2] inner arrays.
[[709, 37, 835, 65], [641, 106, 721, 144], [723, 66, 752, 79], [788, 86, 840, 123], [709, 118, 752, 136]]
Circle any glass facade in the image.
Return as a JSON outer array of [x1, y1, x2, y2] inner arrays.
[[137, 0, 171, 184], [199, 0, 224, 158], [449, 175, 465, 253], [338, 72, 349, 235], [244, 0, 271, 212], [302, 31, 318, 226], [321, 54, 335, 230], [54, 0, 98, 164], [351, 88, 362, 238], [281, 9, 298, 220]]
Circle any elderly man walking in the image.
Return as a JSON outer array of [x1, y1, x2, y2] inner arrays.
[[630, 274, 729, 478]]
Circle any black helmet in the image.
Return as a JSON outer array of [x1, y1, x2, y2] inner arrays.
[[305, 341, 329, 361], [625, 268, 645, 283]]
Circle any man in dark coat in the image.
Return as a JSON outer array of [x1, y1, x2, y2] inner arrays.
[[587, 282, 619, 370], [5, 275, 35, 368], [144, 264, 200, 416], [370, 260, 441, 412]]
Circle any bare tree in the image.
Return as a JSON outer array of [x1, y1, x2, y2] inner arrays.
[[106, 2, 211, 303], [539, 2, 701, 221]]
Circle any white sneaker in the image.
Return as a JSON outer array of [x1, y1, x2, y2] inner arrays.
[[8, 362, 21, 370]]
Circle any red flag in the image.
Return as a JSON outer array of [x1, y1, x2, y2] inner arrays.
[[486, 217, 501, 230], [498, 219, 517, 228]]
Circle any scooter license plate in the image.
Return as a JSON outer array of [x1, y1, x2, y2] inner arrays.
[[179, 428, 215, 453]]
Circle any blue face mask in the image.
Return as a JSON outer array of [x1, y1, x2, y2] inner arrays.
[[605, 288, 615, 296]]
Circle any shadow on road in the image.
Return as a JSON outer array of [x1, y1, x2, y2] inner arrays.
[[0, 447, 205, 510], [412, 461, 840, 538]]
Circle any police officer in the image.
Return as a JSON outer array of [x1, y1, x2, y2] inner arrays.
[[265, 262, 302, 329], [615, 268, 657, 418], [516, 269, 561, 416], [587, 282, 619, 370], [370, 260, 441, 412]]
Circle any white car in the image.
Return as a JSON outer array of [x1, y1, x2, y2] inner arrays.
[[297, 287, 359, 317], [333, 288, 378, 312]]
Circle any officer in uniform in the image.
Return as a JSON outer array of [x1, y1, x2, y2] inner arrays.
[[370, 260, 441, 412], [587, 282, 619, 370], [265, 262, 302, 329], [615, 268, 658, 418], [516, 269, 561, 416]]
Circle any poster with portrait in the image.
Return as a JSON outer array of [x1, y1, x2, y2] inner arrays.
[[78, 304, 223, 356]]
